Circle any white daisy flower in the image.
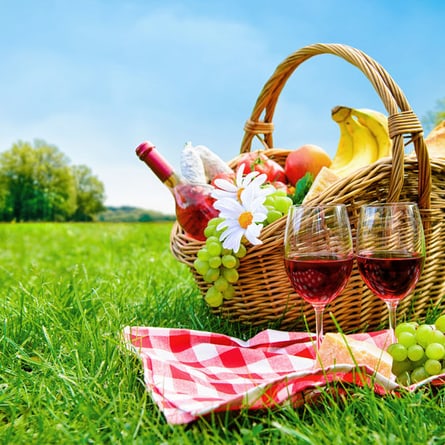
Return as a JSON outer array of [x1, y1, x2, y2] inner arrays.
[[211, 166, 272, 202], [214, 183, 269, 252]]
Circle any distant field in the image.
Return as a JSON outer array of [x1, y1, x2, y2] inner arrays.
[[1, 222, 445, 444]]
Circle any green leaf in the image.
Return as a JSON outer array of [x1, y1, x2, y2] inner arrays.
[[292, 172, 314, 204]]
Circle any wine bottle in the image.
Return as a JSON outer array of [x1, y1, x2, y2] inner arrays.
[[135, 141, 219, 241]]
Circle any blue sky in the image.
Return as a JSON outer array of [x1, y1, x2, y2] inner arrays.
[[1, 0, 444, 214]]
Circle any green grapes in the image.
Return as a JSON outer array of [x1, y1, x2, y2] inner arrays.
[[195, 185, 293, 308], [205, 286, 223, 307], [264, 189, 293, 224], [193, 259, 210, 276], [222, 268, 239, 284], [415, 324, 434, 348], [435, 314, 445, 332], [397, 332, 417, 348], [221, 254, 237, 269], [387, 343, 408, 362], [197, 248, 210, 261], [387, 316, 445, 385], [214, 276, 229, 291], [234, 243, 247, 258], [425, 343, 445, 360], [395, 322, 417, 337], [425, 359, 442, 376], [203, 268, 219, 283], [429, 329, 445, 345], [207, 240, 222, 257], [410, 366, 429, 384], [208, 256, 222, 269], [203, 217, 224, 238], [193, 217, 243, 308], [407, 344, 424, 362], [223, 284, 235, 300]]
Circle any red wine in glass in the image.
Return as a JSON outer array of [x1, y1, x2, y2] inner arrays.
[[284, 204, 353, 352], [284, 255, 354, 306], [356, 251, 424, 302], [356, 203, 426, 344]]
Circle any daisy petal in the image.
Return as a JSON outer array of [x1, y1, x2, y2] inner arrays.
[[244, 224, 263, 245], [252, 211, 268, 224], [249, 173, 268, 188], [214, 198, 244, 213], [211, 163, 274, 250], [219, 225, 244, 249], [213, 178, 237, 192], [211, 189, 236, 201]]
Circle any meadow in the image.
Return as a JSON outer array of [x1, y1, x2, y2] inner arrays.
[[1, 222, 445, 444]]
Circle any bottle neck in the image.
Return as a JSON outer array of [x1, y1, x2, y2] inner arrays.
[[136, 141, 182, 189]]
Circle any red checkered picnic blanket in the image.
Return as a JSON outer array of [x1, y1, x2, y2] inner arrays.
[[123, 327, 418, 424]]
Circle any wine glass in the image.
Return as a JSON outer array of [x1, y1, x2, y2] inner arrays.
[[283, 204, 354, 352], [356, 203, 426, 344]]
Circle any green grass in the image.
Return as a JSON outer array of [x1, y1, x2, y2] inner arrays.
[[1, 222, 445, 444]]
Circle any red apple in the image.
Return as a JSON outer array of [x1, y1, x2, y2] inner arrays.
[[284, 144, 332, 186]]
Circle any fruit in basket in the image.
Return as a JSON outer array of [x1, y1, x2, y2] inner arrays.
[[331, 106, 379, 176], [330, 106, 391, 178], [302, 166, 341, 204], [387, 315, 445, 385], [349, 107, 392, 160], [236, 151, 286, 183], [316, 333, 394, 380], [210, 171, 236, 188], [425, 120, 445, 157], [264, 188, 293, 223], [284, 144, 332, 187], [194, 217, 244, 308]]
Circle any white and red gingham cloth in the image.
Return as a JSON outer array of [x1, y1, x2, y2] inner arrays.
[[122, 327, 444, 425]]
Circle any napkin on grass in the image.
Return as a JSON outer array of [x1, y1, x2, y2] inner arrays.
[[123, 327, 414, 425]]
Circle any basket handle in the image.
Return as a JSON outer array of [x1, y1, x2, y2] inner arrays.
[[240, 43, 431, 209]]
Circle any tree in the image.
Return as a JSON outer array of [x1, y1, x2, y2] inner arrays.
[[0, 140, 76, 221], [423, 97, 445, 134], [70, 165, 106, 221], [0, 140, 106, 222]]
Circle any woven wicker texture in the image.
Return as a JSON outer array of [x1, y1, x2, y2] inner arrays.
[[170, 43, 445, 333]]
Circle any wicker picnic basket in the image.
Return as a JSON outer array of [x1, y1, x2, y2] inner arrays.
[[170, 43, 445, 333]]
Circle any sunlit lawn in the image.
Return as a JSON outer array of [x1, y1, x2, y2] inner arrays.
[[1, 222, 445, 444]]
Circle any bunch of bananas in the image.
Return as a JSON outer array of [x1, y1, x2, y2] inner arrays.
[[302, 106, 392, 203], [330, 106, 392, 178]]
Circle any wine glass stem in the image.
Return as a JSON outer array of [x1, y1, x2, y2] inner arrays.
[[386, 300, 399, 344], [314, 306, 324, 352]]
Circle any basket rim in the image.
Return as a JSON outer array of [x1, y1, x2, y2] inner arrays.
[[239, 42, 431, 210]]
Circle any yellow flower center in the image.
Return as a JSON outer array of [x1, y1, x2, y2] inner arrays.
[[237, 187, 244, 201], [238, 211, 253, 229]]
